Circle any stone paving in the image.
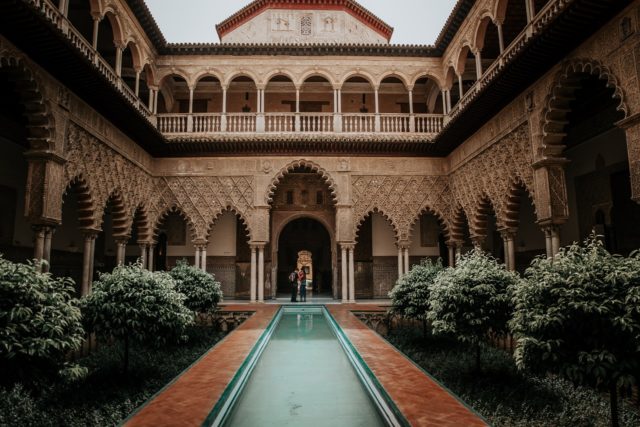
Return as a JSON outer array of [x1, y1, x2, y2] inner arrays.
[[125, 303, 487, 427]]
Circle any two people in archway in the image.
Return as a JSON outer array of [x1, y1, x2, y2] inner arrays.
[[289, 268, 307, 302]]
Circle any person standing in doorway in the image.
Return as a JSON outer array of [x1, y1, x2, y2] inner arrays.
[[298, 268, 307, 302], [289, 268, 299, 302]]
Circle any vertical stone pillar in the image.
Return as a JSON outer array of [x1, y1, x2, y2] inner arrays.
[[341, 245, 348, 303], [91, 15, 100, 51], [541, 225, 561, 258], [446, 241, 457, 267], [134, 70, 141, 97], [295, 87, 301, 132], [446, 89, 452, 112], [474, 50, 483, 80], [500, 229, 516, 271], [32, 226, 46, 271], [258, 245, 265, 303], [148, 89, 154, 112], [496, 21, 505, 53], [115, 45, 123, 77], [115, 237, 128, 266], [441, 90, 448, 114], [348, 245, 355, 303], [221, 86, 228, 132], [525, 0, 534, 22], [81, 231, 98, 296], [374, 87, 381, 132], [256, 88, 265, 132], [403, 247, 410, 275], [140, 244, 148, 268], [616, 114, 640, 203], [335, 88, 343, 132], [201, 245, 207, 272], [147, 244, 155, 272], [397, 246, 403, 279], [457, 73, 464, 100], [187, 87, 195, 132], [408, 88, 415, 132], [250, 245, 257, 303], [43, 226, 54, 273]]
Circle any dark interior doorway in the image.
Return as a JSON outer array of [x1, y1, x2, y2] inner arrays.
[[276, 217, 332, 296]]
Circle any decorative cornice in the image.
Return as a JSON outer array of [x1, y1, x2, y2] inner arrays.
[[215, 0, 394, 42]]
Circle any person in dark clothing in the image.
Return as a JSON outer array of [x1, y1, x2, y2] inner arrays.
[[289, 269, 299, 302], [298, 269, 307, 302]]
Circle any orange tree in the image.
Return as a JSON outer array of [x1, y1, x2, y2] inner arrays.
[[510, 236, 640, 427]]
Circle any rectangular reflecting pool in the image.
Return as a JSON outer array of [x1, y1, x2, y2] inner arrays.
[[206, 306, 404, 427]]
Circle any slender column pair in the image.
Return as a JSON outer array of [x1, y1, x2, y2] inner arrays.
[[396, 243, 411, 279], [500, 229, 517, 271], [81, 230, 99, 296], [446, 240, 462, 268], [115, 236, 129, 266], [194, 243, 208, 272], [249, 244, 266, 303], [542, 225, 561, 259], [33, 225, 55, 272], [340, 243, 355, 303]]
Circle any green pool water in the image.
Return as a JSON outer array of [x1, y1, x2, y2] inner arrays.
[[221, 308, 387, 427]]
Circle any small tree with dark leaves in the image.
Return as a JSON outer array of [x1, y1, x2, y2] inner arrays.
[[511, 235, 640, 427], [428, 250, 517, 372], [169, 260, 223, 318], [0, 255, 86, 384], [81, 263, 193, 373], [389, 258, 443, 336]]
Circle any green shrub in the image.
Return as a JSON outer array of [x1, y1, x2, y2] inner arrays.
[[169, 259, 223, 315], [511, 235, 640, 427], [428, 249, 518, 371], [389, 258, 443, 326], [81, 263, 193, 372], [0, 255, 85, 383]]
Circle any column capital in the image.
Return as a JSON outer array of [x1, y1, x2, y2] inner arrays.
[[445, 239, 464, 249], [498, 228, 517, 240], [114, 235, 130, 245], [339, 242, 356, 250], [81, 228, 101, 239], [396, 241, 411, 250], [249, 241, 267, 249]]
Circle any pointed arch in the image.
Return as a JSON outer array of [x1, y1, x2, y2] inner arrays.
[[129, 202, 151, 243], [63, 175, 96, 230], [152, 205, 198, 243], [355, 207, 400, 242], [449, 206, 471, 243], [408, 205, 451, 242], [266, 159, 339, 205], [0, 54, 55, 150], [470, 194, 500, 238], [100, 190, 129, 237], [206, 205, 253, 242], [540, 59, 629, 155], [502, 178, 537, 229]]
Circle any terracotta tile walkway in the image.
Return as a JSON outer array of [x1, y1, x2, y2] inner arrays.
[[125, 303, 487, 427], [124, 305, 278, 427], [327, 305, 487, 426]]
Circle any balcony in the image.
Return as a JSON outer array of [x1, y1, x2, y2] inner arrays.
[[157, 112, 444, 136]]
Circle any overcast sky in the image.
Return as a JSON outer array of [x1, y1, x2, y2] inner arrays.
[[144, 0, 459, 45]]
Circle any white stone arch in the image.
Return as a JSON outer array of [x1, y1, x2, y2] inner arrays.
[[263, 69, 298, 87], [410, 72, 444, 90], [297, 69, 337, 87], [192, 69, 225, 87], [376, 71, 411, 89], [157, 68, 191, 87], [223, 70, 260, 88], [205, 205, 254, 243], [473, 11, 498, 52], [339, 70, 377, 89], [100, 8, 125, 45], [454, 42, 474, 77]]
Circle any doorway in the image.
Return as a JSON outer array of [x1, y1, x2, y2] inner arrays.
[[276, 217, 332, 297]]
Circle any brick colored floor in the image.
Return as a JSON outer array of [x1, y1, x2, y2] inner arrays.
[[125, 303, 486, 427], [327, 305, 487, 426]]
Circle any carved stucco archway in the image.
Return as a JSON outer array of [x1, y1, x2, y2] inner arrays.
[[265, 159, 339, 205]]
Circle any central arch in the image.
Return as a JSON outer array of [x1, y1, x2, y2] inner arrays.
[[273, 216, 334, 298], [269, 164, 338, 299]]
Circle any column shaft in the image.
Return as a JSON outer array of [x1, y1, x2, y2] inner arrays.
[[457, 74, 464, 100], [475, 51, 483, 80], [250, 246, 257, 303], [507, 237, 516, 271], [397, 247, 403, 279], [81, 234, 93, 296], [497, 23, 505, 53], [43, 227, 53, 273], [201, 247, 207, 272], [140, 244, 148, 268], [403, 248, 410, 275], [147, 245, 154, 272], [258, 246, 265, 302], [92, 18, 100, 50], [448, 245, 456, 267], [348, 247, 355, 303], [341, 246, 348, 302], [88, 235, 96, 288]]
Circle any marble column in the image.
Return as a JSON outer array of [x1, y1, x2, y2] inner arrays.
[[33, 226, 45, 270], [457, 73, 464, 100], [474, 50, 483, 80], [91, 16, 100, 50], [500, 230, 516, 271], [348, 245, 355, 303], [341, 245, 348, 303], [147, 244, 155, 272], [403, 247, 410, 275], [258, 245, 265, 303], [42, 226, 54, 273], [115, 237, 128, 266], [250, 245, 257, 303], [201, 245, 207, 272], [447, 242, 456, 267], [397, 246, 403, 279], [496, 21, 505, 53], [115, 46, 123, 77], [140, 244, 148, 269], [81, 231, 98, 296]]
